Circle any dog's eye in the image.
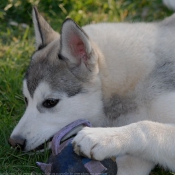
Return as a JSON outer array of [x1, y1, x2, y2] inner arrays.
[[43, 99, 59, 108], [24, 97, 28, 105]]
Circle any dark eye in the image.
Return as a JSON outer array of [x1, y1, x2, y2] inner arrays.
[[42, 99, 59, 108], [24, 97, 28, 105]]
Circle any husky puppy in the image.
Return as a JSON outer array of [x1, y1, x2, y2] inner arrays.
[[9, 7, 175, 175]]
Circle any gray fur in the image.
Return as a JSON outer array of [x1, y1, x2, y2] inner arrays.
[[103, 95, 137, 120], [32, 7, 59, 50], [25, 57, 83, 98], [150, 61, 175, 92], [137, 60, 175, 106]]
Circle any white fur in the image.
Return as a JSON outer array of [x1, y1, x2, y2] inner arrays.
[[116, 155, 155, 175], [11, 80, 104, 151], [83, 23, 159, 96]]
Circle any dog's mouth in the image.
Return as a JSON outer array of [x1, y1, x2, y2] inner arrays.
[[33, 137, 53, 152], [32, 125, 84, 152]]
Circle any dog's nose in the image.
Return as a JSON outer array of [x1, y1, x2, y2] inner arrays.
[[8, 136, 26, 150]]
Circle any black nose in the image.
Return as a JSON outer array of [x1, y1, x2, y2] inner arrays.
[[8, 136, 26, 150]]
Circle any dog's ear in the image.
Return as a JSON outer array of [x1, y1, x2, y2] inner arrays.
[[32, 7, 59, 50], [60, 19, 98, 80]]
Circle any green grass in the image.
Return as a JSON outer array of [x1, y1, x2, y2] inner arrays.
[[0, 0, 174, 174]]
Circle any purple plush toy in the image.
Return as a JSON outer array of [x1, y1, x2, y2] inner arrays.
[[36, 119, 117, 174]]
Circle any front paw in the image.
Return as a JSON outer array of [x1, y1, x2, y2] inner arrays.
[[72, 127, 119, 161]]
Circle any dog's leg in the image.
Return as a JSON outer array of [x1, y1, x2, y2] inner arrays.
[[116, 155, 155, 175], [72, 121, 175, 172]]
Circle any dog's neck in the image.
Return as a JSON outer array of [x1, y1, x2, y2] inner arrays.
[[97, 44, 154, 99]]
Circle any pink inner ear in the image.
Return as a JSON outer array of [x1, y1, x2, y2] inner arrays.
[[69, 34, 87, 62]]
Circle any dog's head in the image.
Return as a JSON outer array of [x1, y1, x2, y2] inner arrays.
[[9, 7, 104, 151]]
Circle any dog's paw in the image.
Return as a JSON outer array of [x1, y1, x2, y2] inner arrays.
[[72, 127, 120, 161]]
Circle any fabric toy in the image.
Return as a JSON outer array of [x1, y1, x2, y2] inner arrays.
[[37, 119, 117, 174]]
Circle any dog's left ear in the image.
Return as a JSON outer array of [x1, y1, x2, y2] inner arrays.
[[60, 19, 98, 80], [32, 7, 59, 50]]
